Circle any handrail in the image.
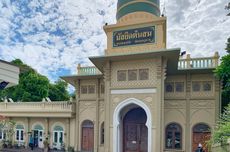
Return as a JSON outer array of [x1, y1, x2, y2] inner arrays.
[[77, 64, 101, 75], [0, 101, 75, 111], [178, 53, 219, 70]]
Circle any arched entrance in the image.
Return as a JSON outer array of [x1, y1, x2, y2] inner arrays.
[[81, 120, 94, 152], [123, 108, 147, 152], [113, 98, 152, 152], [192, 123, 211, 152], [53, 125, 64, 150], [33, 124, 44, 148]]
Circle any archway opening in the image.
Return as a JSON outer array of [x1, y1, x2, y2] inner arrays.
[[192, 123, 211, 152], [53, 125, 64, 150], [33, 124, 44, 148], [123, 107, 147, 152], [113, 98, 152, 152]]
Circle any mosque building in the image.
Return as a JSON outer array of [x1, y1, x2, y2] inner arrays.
[[0, 0, 221, 152]]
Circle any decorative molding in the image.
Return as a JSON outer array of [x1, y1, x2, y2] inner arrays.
[[113, 98, 152, 152], [164, 100, 186, 109], [79, 102, 96, 114], [111, 88, 156, 94], [190, 100, 215, 108]]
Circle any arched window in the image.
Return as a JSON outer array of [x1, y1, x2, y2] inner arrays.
[[53, 125, 64, 150], [16, 124, 24, 142], [34, 124, 43, 130], [165, 123, 182, 149], [81, 120, 94, 151], [100, 122, 104, 145]]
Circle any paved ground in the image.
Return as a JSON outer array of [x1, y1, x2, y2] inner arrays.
[[0, 148, 64, 152]]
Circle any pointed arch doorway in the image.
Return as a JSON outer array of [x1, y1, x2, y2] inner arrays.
[[113, 98, 152, 152], [123, 107, 148, 152]]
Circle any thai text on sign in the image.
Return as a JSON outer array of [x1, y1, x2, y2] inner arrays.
[[113, 26, 155, 47]]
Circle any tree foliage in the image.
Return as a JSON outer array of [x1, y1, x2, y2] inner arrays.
[[209, 104, 230, 145], [215, 38, 230, 109], [48, 79, 70, 101], [0, 59, 70, 102], [226, 37, 230, 54], [226, 2, 230, 16], [0, 119, 16, 145]]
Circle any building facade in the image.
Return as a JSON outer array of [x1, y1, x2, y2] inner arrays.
[[0, 0, 221, 152]]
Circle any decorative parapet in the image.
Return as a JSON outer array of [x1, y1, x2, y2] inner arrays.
[[77, 64, 102, 76], [178, 52, 219, 70], [0, 101, 76, 117]]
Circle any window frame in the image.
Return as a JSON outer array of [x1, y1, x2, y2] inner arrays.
[[165, 82, 174, 93], [165, 123, 182, 150], [15, 124, 24, 142], [81, 85, 88, 94], [117, 70, 127, 81], [203, 81, 212, 92], [88, 85, 96, 94], [139, 68, 149, 80], [175, 82, 184, 92], [192, 81, 201, 92], [128, 69, 138, 81]]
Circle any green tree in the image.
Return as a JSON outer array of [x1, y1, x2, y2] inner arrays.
[[0, 119, 16, 147], [215, 38, 230, 110], [48, 79, 70, 101], [226, 2, 230, 16], [209, 103, 230, 145], [0, 59, 49, 101], [226, 37, 230, 54]]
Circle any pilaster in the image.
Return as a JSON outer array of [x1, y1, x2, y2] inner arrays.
[[75, 79, 80, 151], [103, 61, 111, 152], [185, 73, 191, 152], [66, 118, 70, 148]]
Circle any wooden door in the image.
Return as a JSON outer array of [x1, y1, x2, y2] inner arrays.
[[82, 120, 94, 152], [123, 108, 147, 152], [192, 124, 211, 152]]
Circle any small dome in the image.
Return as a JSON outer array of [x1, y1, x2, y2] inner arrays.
[[116, 0, 160, 20]]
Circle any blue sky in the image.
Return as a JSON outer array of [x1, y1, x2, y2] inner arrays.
[[0, 0, 230, 92]]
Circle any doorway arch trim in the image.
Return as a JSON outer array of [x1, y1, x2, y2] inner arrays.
[[113, 98, 152, 152]]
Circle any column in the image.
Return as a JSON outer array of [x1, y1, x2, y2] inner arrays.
[[104, 61, 111, 152], [66, 118, 70, 149], [185, 73, 191, 152], [75, 79, 80, 151]]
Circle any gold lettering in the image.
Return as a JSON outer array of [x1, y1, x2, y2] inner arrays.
[[124, 32, 129, 40], [147, 31, 152, 37], [137, 32, 143, 38]]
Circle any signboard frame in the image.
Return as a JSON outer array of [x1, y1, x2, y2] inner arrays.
[[113, 26, 156, 47]]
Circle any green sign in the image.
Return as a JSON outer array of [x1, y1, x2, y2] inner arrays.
[[113, 26, 155, 47]]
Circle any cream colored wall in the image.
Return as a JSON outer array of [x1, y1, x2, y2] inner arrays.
[[76, 78, 105, 151], [69, 118, 76, 148], [9, 117, 72, 149], [110, 59, 158, 89], [164, 73, 220, 152], [102, 55, 167, 152]]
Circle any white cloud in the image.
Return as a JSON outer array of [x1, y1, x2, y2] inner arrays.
[[0, 0, 229, 91]]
